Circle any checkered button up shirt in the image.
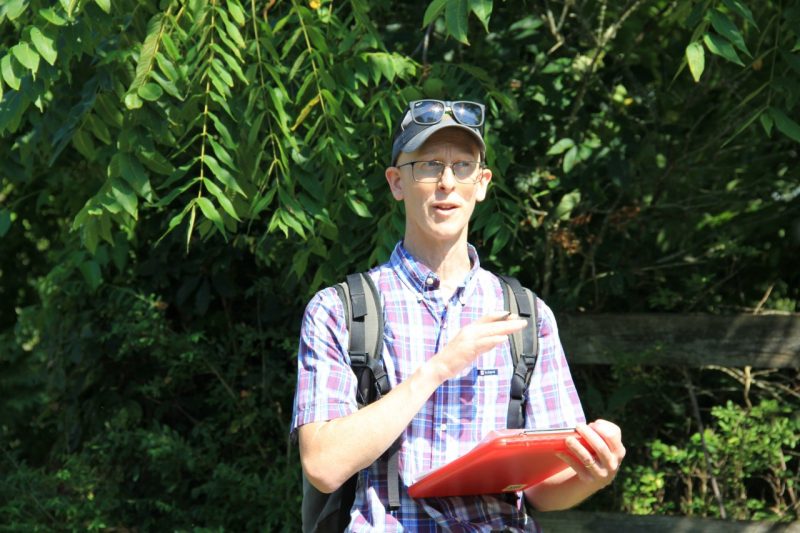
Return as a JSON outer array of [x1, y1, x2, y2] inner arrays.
[[292, 242, 585, 531]]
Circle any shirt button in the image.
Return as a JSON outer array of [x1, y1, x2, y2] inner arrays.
[[425, 276, 435, 286], [440, 423, 447, 431]]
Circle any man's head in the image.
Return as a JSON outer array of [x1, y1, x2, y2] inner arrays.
[[391, 100, 486, 166], [385, 100, 492, 252]]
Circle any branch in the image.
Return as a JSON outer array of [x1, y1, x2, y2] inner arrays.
[[683, 368, 728, 519]]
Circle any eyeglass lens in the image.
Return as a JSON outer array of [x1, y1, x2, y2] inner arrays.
[[452, 102, 482, 126], [412, 101, 445, 124], [414, 161, 480, 182], [410, 100, 483, 127]]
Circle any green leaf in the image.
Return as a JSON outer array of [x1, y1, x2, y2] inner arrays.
[[547, 138, 575, 156], [553, 190, 581, 220], [195, 197, 225, 234], [161, 32, 180, 60], [204, 155, 245, 196], [118, 153, 152, 200], [422, 0, 447, 27], [0, 209, 12, 238], [5, 0, 27, 20], [60, 0, 78, 17], [345, 192, 372, 218], [227, 0, 246, 25], [709, 9, 750, 56], [759, 111, 773, 136], [685, 41, 705, 82], [78, 260, 103, 291], [139, 149, 174, 176], [203, 179, 241, 221], [39, 7, 68, 25], [124, 92, 143, 109], [211, 58, 234, 87], [562, 145, 578, 173], [30, 27, 57, 65], [490, 228, 510, 256], [137, 82, 163, 101], [722, 0, 757, 29], [207, 137, 235, 169], [445, 0, 470, 45], [72, 129, 96, 160], [769, 107, 800, 143], [1, 55, 22, 91], [94, 0, 110, 14], [211, 43, 247, 84], [469, 0, 492, 32], [111, 178, 138, 218], [12, 43, 39, 75], [368, 53, 395, 83], [703, 32, 744, 67], [128, 14, 165, 94], [219, 10, 246, 48]]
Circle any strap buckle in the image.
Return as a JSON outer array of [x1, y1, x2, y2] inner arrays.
[[349, 352, 368, 367]]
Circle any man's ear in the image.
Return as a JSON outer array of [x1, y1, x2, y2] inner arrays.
[[475, 167, 493, 202], [385, 165, 404, 201]]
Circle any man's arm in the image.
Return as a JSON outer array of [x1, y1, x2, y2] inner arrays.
[[524, 419, 625, 511], [299, 312, 527, 493]]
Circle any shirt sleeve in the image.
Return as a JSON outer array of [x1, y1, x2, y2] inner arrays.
[[290, 286, 358, 438], [525, 298, 586, 429]]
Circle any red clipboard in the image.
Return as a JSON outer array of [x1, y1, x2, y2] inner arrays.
[[408, 428, 588, 498]]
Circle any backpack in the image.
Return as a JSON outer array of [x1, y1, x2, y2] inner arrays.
[[301, 273, 540, 533]]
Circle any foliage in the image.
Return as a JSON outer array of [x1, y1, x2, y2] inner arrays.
[[1, 0, 798, 529], [621, 399, 800, 520]]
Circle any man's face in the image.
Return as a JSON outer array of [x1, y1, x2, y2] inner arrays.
[[385, 128, 492, 248]]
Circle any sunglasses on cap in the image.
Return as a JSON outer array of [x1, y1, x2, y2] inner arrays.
[[407, 100, 485, 131]]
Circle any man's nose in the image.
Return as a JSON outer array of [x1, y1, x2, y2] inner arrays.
[[438, 165, 457, 191]]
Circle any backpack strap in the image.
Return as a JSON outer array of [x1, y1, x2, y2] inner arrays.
[[498, 275, 539, 430], [335, 273, 400, 511], [335, 273, 390, 405]]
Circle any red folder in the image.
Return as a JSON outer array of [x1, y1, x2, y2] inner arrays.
[[408, 428, 588, 498]]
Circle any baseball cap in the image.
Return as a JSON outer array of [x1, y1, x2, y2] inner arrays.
[[391, 100, 486, 164]]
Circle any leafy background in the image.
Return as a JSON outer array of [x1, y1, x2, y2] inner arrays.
[[1, 0, 798, 529]]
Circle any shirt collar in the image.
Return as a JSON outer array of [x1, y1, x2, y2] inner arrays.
[[390, 241, 481, 296]]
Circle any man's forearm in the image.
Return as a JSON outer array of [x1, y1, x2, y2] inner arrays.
[[299, 358, 445, 493], [523, 469, 607, 512]]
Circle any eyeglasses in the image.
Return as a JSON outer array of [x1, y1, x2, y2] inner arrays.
[[407, 100, 485, 131], [396, 160, 484, 183]]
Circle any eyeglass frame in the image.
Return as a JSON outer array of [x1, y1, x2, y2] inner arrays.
[[395, 159, 486, 184], [406, 100, 486, 134]]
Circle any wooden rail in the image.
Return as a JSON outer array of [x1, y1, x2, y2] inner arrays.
[[559, 313, 800, 368], [535, 510, 799, 532]]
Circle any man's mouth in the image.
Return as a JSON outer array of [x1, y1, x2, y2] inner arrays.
[[433, 202, 459, 212]]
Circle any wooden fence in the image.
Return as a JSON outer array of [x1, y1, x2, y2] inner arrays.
[[536, 313, 800, 532]]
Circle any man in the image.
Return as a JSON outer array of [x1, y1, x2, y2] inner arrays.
[[292, 99, 625, 531]]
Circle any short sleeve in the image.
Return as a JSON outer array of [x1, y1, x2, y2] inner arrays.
[[525, 298, 586, 429], [290, 286, 359, 438]]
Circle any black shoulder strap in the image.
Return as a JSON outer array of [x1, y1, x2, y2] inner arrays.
[[498, 275, 539, 430], [334, 273, 400, 511], [335, 273, 389, 405]]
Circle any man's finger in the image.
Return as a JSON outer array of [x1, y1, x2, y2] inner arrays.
[[476, 311, 516, 323], [481, 318, 528, 336]]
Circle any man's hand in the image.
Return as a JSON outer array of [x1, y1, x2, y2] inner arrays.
[[431, 311, 528, 381], [557, 419, 626, 486]]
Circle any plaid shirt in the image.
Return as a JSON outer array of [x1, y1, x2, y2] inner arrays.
[[292, 242, 585, 531]]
